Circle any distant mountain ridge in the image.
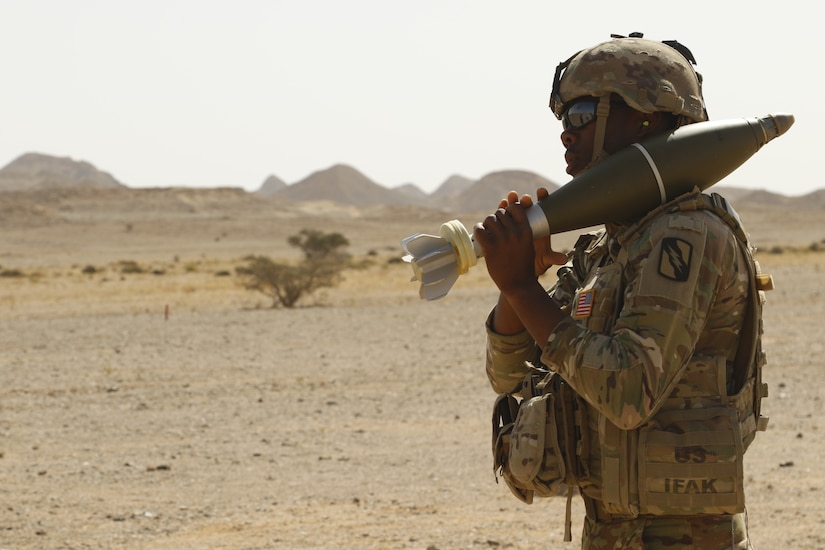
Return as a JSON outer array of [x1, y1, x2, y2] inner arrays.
[[263, 163, 564, 210], [249, 164, 825, 211], [1, 152, 823, 212], [0, 152, 125, 191]]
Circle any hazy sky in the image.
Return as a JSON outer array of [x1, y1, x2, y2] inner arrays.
[[1, 1, 817, 196]]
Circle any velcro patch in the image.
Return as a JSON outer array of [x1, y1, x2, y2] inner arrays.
[[574, 289, 594, 318], [658, 238, 692, 282]]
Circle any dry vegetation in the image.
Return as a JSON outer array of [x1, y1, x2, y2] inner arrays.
[[1, 193, 824, 549]]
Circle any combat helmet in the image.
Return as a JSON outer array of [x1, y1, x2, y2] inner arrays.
[[550, 33, 708, 167]]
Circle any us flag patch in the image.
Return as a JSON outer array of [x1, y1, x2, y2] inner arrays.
[[574, 289, 594, 318]]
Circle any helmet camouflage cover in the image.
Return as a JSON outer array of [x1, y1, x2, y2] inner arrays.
[[550, 34, 708, 125]]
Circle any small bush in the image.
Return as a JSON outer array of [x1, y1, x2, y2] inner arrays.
[[119, 260, 143, 274], [236, 256, 343, 308], [236, 229, 350, 308], [0, 269, 24, 278]]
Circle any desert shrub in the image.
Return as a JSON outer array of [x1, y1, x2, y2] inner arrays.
[[121, 262, 142, 274], [762, 241, 825, 255], [287, 229, 349, 260], [0, 269, 24, 278], [235, 256, 338, 308], [809, 240, 825, 252], [236, 229, 350, 308], [82, 265, 97, 274], [119, 260, 143, 274]]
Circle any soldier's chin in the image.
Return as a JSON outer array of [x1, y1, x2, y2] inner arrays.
[[566, 162, 585, 177]]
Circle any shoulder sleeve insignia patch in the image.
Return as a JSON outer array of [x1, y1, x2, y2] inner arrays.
[[658, 237, 693, 282]]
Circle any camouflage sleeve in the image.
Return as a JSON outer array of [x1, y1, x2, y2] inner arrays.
[[540, 211, 743, 429], [484, 309, 539, 394]]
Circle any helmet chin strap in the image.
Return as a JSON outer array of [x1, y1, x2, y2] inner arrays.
[[591, 94, 611, 163], [577, 94, 612, 173]]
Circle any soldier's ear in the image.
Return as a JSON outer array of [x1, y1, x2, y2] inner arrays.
[[638, 112, 667, 137]]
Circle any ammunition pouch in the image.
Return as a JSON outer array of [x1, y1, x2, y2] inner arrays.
[[492, 372, 588, 540]]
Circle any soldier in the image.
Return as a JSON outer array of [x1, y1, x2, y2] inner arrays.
[[477, 33, 769, 549]]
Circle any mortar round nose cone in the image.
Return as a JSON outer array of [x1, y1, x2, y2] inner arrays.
[[772, 113, 795, 136]]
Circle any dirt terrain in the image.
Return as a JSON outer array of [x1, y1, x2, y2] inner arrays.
[[1, 190, 823, 549]]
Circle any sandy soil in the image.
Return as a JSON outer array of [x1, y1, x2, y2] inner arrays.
[[1, 196, 824, 549]]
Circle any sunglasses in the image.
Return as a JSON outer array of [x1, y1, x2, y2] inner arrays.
[[561, 100, 626, 130]]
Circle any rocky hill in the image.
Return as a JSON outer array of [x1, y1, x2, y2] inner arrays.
[[445, 170, 561, 212], [256, 174, 287, 197], [0, 152, 126, 191], [393, 182, 430, 202], [273, 164, 425, 207], [429, 174, 475, 200]]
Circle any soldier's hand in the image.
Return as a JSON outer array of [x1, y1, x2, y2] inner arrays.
[[519, 188, 569, 276]]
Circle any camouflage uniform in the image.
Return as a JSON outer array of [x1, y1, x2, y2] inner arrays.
[[486, 190, 762, 549]]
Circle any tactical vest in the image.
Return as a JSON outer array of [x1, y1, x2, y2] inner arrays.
[[492, 191, 771, 540]]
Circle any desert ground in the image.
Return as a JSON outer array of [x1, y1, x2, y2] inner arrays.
[[1, 189, 824, 549]]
